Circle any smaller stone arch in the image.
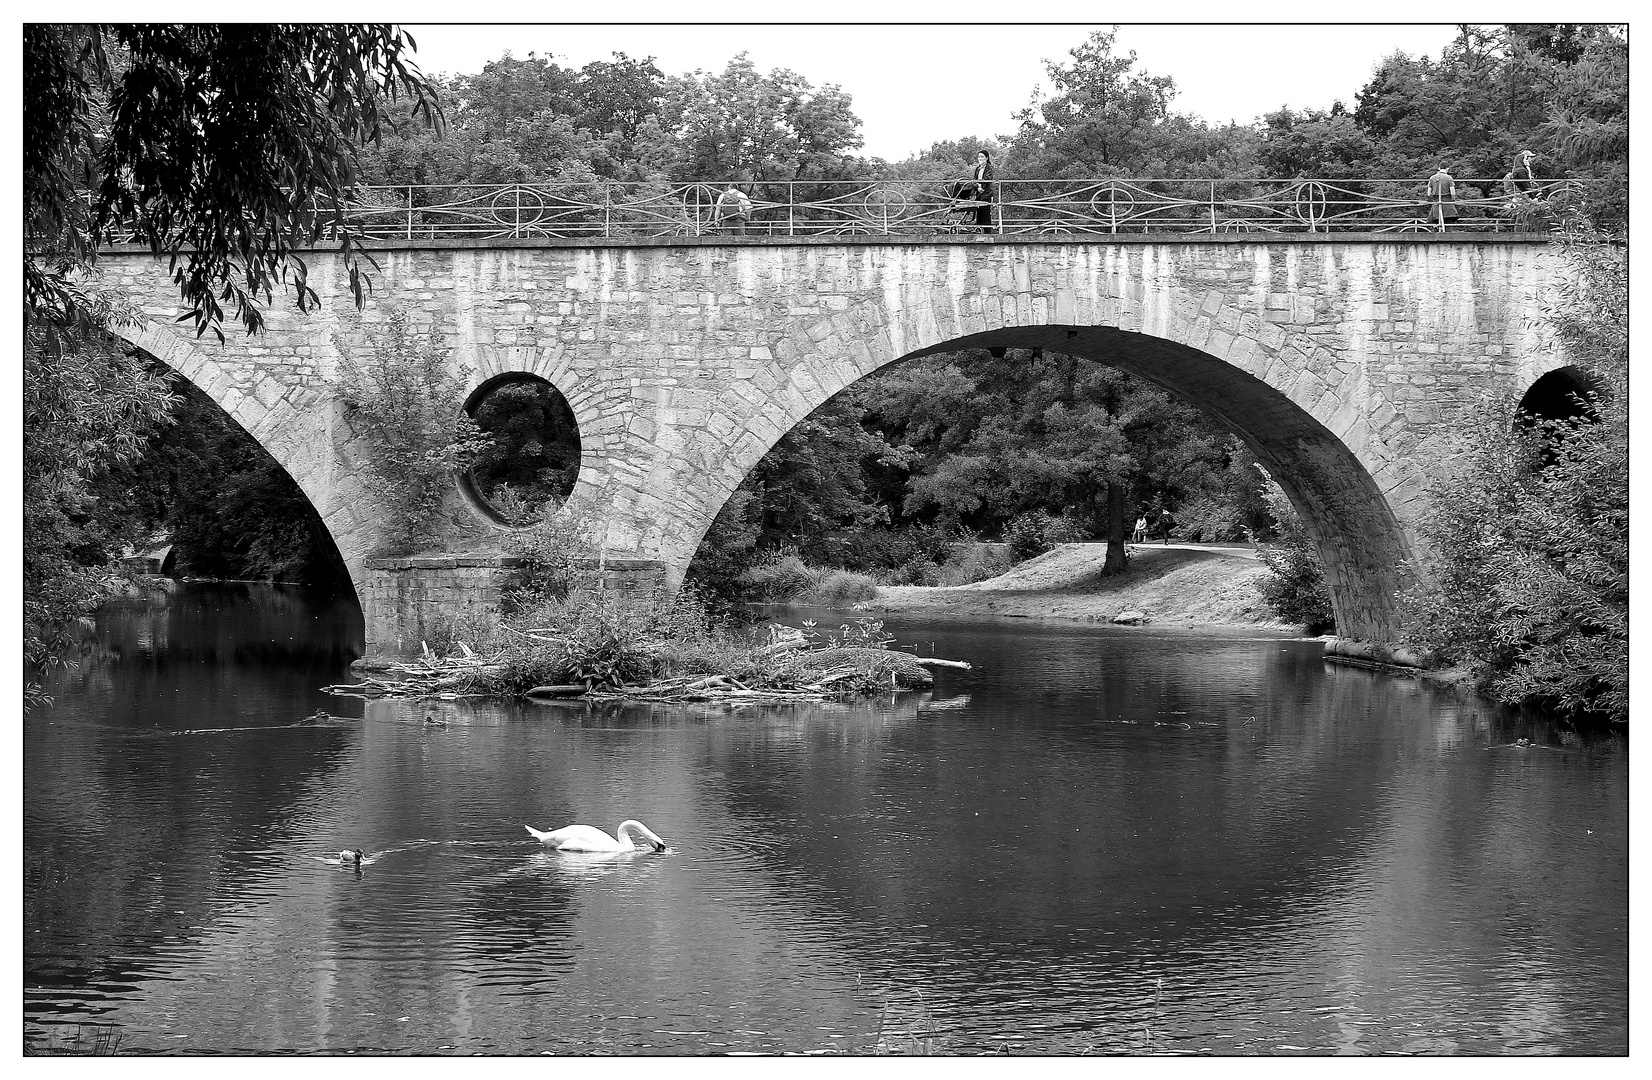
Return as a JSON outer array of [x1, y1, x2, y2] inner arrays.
[[1518, 365, 1603, 426]]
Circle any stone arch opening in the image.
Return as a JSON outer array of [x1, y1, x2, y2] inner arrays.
[[1517, 365, 1602, 427], [92, 332, 356, 601], [688, 323, 1414, 643], [459, 372, 583, 527]]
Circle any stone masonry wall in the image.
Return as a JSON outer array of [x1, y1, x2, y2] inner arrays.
[[94, 235, 1564, 646]]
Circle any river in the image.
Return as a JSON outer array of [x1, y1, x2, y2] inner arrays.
[[23, 583, 1628, 1055]]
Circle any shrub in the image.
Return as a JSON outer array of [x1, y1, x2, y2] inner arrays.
[[1042, 513, 1092, 546], [935, 542, 1012, 586], [1253, 471, 1336, 633], [740, 551, 822, 601], [799, 569, 880, 605], [499, 509, 601, 613], [1399, 212, 1626, 723], [335, 308, 492, 554], [1003, 510, 1055, 562], [883, 557, 941, 586]]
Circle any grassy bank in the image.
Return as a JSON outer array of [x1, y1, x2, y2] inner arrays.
[[864, 543, 1294, 629]]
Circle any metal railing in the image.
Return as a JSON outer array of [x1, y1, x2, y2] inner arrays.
[[319, 176, 1592, 241]]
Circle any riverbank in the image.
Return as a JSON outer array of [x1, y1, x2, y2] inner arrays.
[[864, 542, 1296, 629]]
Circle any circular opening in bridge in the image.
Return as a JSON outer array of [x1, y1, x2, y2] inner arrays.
[[460, 374, 581, 527]]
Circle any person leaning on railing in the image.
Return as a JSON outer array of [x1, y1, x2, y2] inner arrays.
[[713, 182, 753, 235]]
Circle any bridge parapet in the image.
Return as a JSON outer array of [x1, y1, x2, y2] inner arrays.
[[316, 177, 1591, 241]]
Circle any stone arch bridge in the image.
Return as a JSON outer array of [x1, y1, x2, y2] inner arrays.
[[92, 234, 1563, 656]]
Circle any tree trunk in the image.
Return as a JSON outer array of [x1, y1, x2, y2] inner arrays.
[[1103, 482, 1129, 574]]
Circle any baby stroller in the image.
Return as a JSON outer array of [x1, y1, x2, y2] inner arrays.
[[942, 179, 990, 232]]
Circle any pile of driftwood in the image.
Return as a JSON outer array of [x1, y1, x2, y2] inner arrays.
[[321, 642, 502, 700], [322, 627, 970, 704]]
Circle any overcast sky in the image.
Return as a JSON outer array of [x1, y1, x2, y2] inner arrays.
[[402, 22, 1465, 161]]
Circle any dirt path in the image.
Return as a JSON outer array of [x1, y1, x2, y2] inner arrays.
[[866, 543, 1294, 629]]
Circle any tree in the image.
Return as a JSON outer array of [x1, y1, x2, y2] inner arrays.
[[657, 54, 865, 180], [869, 350, 1233, 573], [335, 309, 492, 554], [1010, 29, 1177, 178], [1254, 472, 1335, 633], [23, 25, 439, 696], [1401, 203, 1626, 722]]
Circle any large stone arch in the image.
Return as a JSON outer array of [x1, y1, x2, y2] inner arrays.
[[101, 317, 369, 596], [657, 255, 1445, 642]]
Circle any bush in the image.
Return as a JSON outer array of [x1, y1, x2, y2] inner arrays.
[[739, 552, 822, 601], [1253, 472, 1336, 633], [499, 509, 601, 613], [335, 308, 492, 554], [1043, 513, 1092, 546], [1003, 510, 1055, 562], [935, 542, 1012, 586], [800, 569, 880, 604], [882, 556, 941, 586], [1399, 214, 1626, 723]]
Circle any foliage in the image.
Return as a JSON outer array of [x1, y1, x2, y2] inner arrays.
[[934, 544, 1013, 588], [110, 376, 348, 584], [739, 552, 823, 602], [1400, 212, 1626, 722], [1253, 471, 1336, 634], [26, 24, 439, 337], [654, 54, 864, 180], [23, 319, 175, 695], [799, 618, 895, 650], [1003, 511, 1057, 562], [798, 571, 881, 606], [467, 379, 581, 525], [498, 509, 602, 613], [335, 309, 492, 554], [22, 24, 438, 702], [1172, 437, 1272, 542], [1011, 29, 1178, 177]]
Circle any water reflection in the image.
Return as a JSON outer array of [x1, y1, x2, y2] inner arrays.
[[23, 589, 1627, 1055]]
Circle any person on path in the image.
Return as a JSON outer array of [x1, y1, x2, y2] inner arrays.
[[1426, 164, 1459, 231], [714, 182, 753, 235], [1132, 514, 1148, 544], [1158, 508, 1175, 545]]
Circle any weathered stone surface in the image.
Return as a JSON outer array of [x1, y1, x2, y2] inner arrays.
[[92, 236, 1567, 648]]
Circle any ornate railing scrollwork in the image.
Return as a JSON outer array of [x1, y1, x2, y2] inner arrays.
[[321, 177, 1594, 241]]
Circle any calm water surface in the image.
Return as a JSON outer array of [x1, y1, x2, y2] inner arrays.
[[23, 585, 1628, 1055]]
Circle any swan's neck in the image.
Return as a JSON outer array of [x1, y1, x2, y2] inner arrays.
[[616, 820, 657, 849]]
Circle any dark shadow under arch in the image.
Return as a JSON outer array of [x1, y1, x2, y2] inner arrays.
[[697, 323, 1415, 642]]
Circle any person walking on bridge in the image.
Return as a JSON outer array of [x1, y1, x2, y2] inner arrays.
[[1426, 164, 1459, 232]]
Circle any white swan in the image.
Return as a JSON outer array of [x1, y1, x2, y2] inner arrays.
[[524, 820, 667, 853]]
